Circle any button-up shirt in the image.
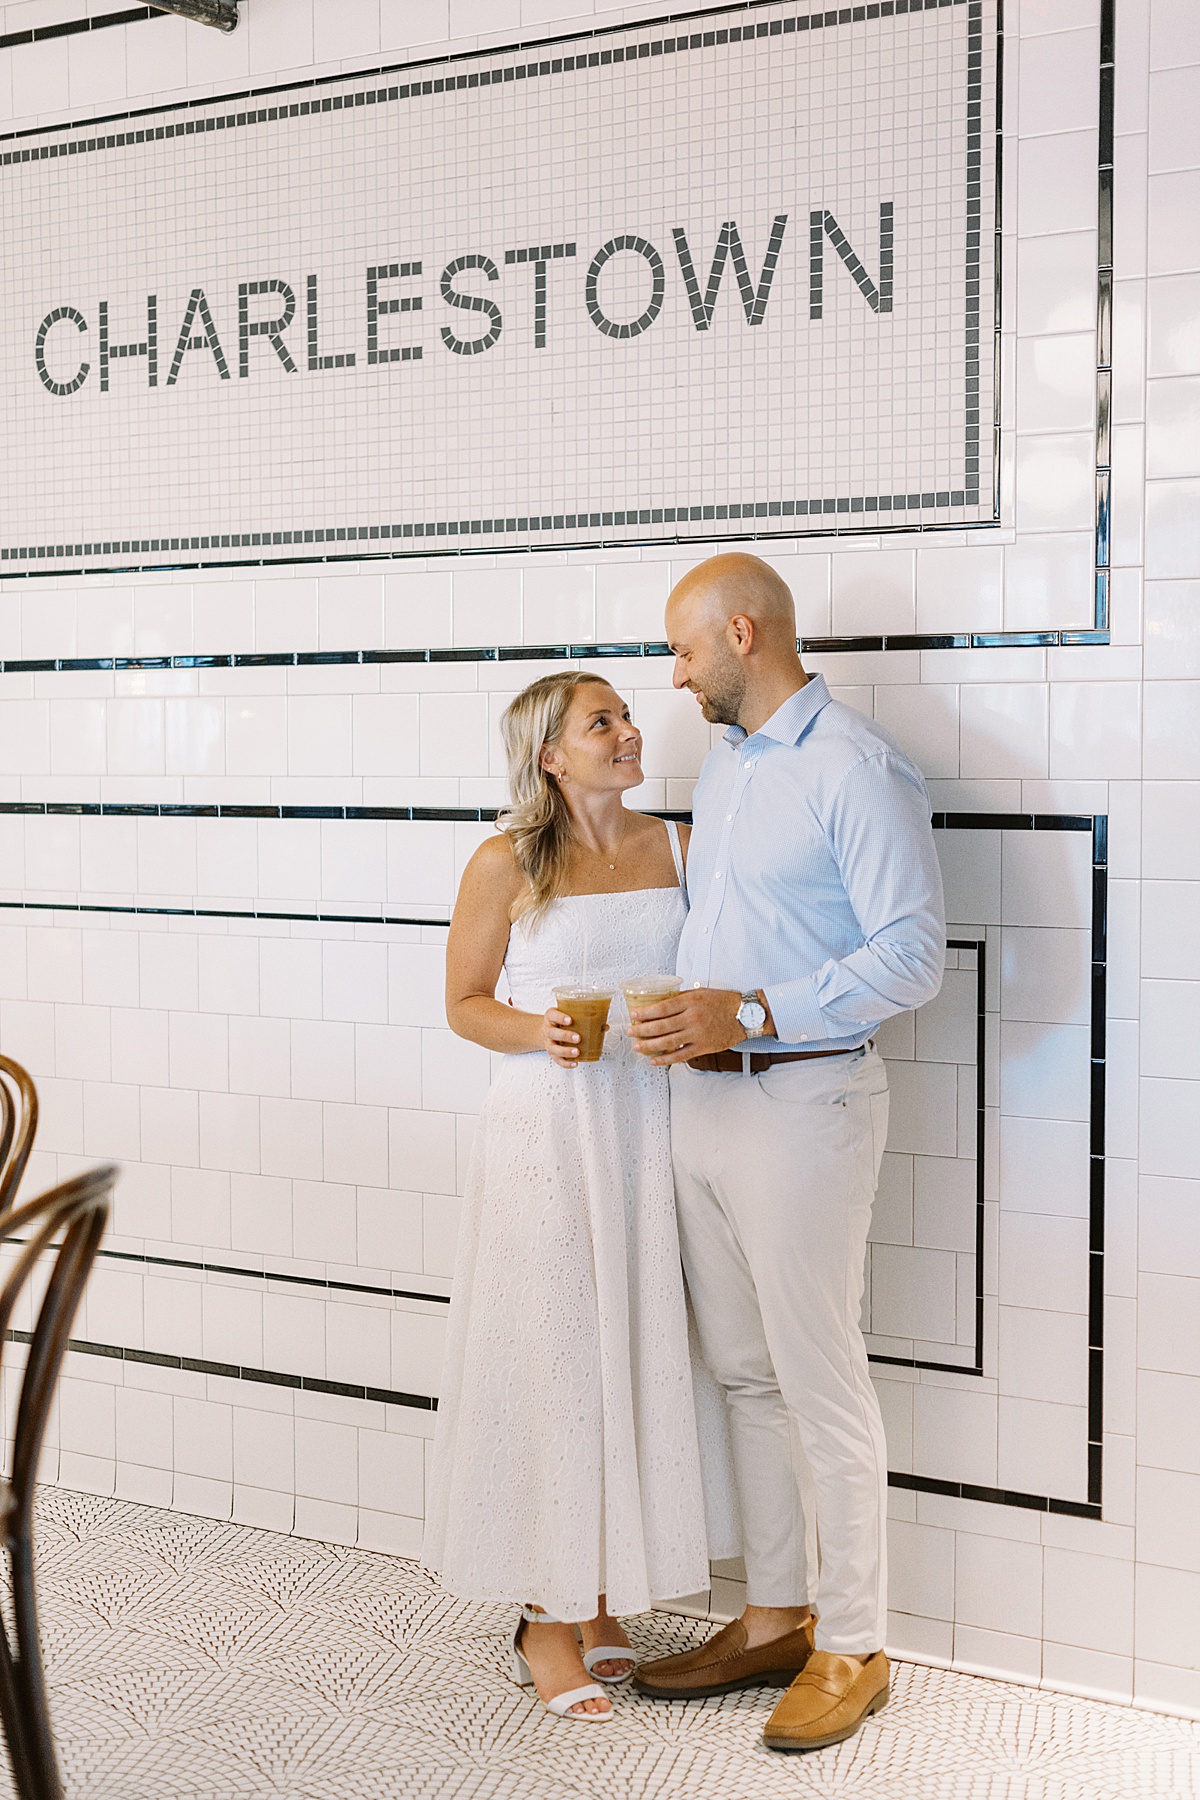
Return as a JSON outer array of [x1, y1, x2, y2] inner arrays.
[[676, 674, 946, 1052]]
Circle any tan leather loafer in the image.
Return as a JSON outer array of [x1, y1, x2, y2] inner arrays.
[[762, 1649, 889, 1751], [632, 1615, 815, 1700]]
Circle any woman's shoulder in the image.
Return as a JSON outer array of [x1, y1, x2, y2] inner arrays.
[[461, 830, 524, 898]]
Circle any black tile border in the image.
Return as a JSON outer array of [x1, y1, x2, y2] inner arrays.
[[1094, 0, 1114, 632], [0, 628, 1111, 676], [5, 1328, 434, 1412], [887, 811, 1107, 1522], [3, 1235, 449, 1309], [0, 899, 449, 928], [1, 809, 1106, 1518], [867, 934, 986, 1379], [0, 6, 163, 55], [0, 0, 996, 569]]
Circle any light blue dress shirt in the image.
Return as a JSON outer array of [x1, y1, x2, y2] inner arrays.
[[676, 674, 946, 1053]]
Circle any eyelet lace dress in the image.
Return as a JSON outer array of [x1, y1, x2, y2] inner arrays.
[[424, 824, 738, 1621]]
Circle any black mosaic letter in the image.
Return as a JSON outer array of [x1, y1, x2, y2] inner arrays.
[[100, 296, 157, 390], [238, 280, 299, 378], [673, 216, 788, 329], [366, 263, 423, 365], [306, 276, 356, 370], [34, 307, 90, 396], [439, 256, 502, 356], [585, 236, 665, 339], [809, 204, 893, 320], [503, 243, 576, 348], [166, 289, 231, 385]]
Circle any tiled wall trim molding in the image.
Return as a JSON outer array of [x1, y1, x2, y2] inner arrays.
[[5, 1328, 436, 1412], [0, 629, 1113, 667], [4, 812, 1108, 1526], [0, 7, 163, 57], [869, 934, 987, 1381]]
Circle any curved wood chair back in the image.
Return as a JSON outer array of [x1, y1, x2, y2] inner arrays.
[[0, 1164, 114, 1800], [0, 1058, 38, 1219]]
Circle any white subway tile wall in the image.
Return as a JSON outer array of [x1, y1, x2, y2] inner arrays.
[[0, 0, 1193, 1726]]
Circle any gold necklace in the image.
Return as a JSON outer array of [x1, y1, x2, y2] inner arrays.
[[603, 813, 629, 872]]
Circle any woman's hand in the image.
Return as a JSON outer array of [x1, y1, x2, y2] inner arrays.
[[541, 1007, 585, 1068]]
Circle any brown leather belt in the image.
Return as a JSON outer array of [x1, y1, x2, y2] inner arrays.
[[687, 1047, 849, 1074]]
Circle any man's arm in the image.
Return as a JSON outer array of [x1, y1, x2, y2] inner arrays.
[[762, 750, 945, 1043]]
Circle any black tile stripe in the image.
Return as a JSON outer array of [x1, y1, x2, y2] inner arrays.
[[1094, 0, 1115, 631], [4, 1235, 449, 1307], [5, 1328, 434, 1411], [0, 899, 450, 927], [1, 0, 990, 568], [887, 1471, 1100, 1522], [867, 934, 986, 1379], [0, 7, 161, 54], [0, 629, 1110, 673], [0, 802, 500, 822], [0, 0, 973, 155], [1, 810, 1105, 1518]]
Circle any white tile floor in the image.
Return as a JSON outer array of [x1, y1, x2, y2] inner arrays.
[[8, 1488, 1198, 1800]]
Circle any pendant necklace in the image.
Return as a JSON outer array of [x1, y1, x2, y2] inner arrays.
[[605, 814, 629, 872]]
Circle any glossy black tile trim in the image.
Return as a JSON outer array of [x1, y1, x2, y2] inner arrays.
[[1094, 0, 1115, 630], [0, 899, 450, 928], [867, 934, 986, 1380], [4, 1329, 435, 1412], [887, 1471, 1101, 1521], [0, 6, 159, 53], [1, 806, 1106, 1515], [0, 630, 1110, 677], [0, 0, 994, 568], [0, 802, 500, 823], [3, 1235, 449, 1308], [886, 809, 1107, 1519]]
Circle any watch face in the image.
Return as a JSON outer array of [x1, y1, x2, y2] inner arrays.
[[740, 999, 767, 1031]]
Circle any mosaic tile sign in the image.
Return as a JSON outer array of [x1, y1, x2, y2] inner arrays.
[[3, 0, 997, 570]]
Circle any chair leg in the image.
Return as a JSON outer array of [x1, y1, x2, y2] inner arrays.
[[7, 1537, 63, 1800]]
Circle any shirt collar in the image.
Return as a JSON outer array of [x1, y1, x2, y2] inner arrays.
[[722, 673, 831, 750]]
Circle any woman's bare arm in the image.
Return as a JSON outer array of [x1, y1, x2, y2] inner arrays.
[[445, 836, 584, 1066]]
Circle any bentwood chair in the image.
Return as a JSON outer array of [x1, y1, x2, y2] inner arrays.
[[0, 1058, 38, 1220], [0, 1165, 115, 1800]]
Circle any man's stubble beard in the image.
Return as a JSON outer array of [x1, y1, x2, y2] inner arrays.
[[696, 657, 747, 728]]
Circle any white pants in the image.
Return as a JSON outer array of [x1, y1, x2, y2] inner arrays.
[[671, 1045, 890, 1655]]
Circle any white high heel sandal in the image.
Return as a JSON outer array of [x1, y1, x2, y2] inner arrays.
[[511, 1607, 614, 1722], [582, 1642, 637, 1684]]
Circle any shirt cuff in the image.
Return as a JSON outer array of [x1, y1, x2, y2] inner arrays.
[[761, 976, 829, 1045]]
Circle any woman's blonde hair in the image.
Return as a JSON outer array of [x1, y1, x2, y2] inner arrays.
[[499, 670, 612, 922]]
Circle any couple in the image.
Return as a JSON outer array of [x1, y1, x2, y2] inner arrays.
[[423, 554, 945, 1752]]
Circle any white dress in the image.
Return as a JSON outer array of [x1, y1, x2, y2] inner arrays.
[[424, 824, 736, 1622]]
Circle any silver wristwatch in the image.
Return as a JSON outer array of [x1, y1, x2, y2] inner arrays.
[[736, 990, 768, 1039]]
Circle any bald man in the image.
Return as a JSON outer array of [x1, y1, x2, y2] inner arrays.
[[629, 554, 945, 1752]]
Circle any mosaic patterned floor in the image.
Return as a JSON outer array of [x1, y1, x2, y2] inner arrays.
[[2, 1489, 1196, 1800]]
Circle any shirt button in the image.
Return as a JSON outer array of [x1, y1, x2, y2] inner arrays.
[[714, 871, 722, 879], [702, 926, 710, 934], [726, 814, 732, 821]]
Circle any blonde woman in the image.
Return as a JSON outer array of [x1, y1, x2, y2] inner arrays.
[[424, 671, 732, 1722]]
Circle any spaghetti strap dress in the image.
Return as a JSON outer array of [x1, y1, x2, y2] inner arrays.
[[424, 820, 737, 1621]]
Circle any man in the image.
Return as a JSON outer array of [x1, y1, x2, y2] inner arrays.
[[628, 553, 945, 1752]]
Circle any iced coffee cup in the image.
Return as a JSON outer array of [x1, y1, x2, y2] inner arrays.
[[553, 987, 614, 1063], [621, 974, 683, 1017]]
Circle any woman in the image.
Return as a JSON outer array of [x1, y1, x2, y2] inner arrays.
[[424, 670, 728, 1722]]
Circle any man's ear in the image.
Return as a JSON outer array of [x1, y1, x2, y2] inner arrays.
[[728, 613, 756, 655]]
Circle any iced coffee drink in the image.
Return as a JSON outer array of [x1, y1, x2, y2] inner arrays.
[[553, 987, 613, 1063], [621, 975, 683, 1015]]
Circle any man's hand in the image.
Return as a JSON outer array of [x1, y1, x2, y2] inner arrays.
[[628, 987, 751, 1065]]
